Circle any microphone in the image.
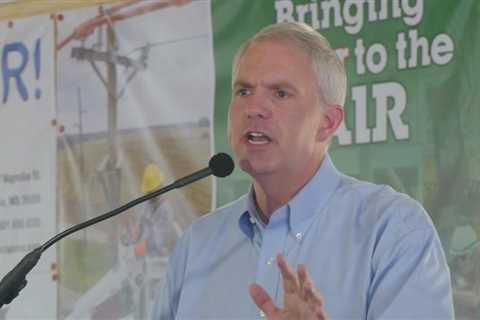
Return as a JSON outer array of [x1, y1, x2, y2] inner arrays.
[[0, 153, 234, 308], [172, 152, 234, 188]]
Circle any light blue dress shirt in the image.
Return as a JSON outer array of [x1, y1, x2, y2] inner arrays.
[[153, 155, 454, 319]]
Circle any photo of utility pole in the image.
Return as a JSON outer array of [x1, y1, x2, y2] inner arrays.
[[54, 1, 214, 318]]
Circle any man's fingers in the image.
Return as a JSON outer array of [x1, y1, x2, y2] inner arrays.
[[303, 281, 328, 320], [249, 284, 280, 317], [305, 280, 323, 306], [298, 264, 308, 299], [277, 254, 299, 294], [301, 266, 328, 319], [297, 263, 322, 303]]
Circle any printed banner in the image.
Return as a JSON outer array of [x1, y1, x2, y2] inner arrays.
[[0, 15, 56, 319], [212, 0, 480, 318], [55, 1, 214, 319]]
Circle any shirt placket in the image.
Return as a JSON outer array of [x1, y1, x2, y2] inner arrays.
[[254, 212, 288, 310]]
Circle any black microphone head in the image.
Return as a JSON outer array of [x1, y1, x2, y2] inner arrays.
[[209, 153, 234, 178]]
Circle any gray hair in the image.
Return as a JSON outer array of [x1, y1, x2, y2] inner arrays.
[[232, 22, 347, 107]]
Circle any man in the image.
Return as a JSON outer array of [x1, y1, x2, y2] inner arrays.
[[154, 22, 453, 319], [67, 164, 182, 320]]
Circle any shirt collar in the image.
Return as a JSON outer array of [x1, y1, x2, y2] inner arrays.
[[238, 154, 341, 240]]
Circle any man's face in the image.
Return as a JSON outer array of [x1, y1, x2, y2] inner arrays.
[[228, 40, 329, 178]]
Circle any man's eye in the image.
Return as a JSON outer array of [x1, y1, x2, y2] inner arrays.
[[276, 89, 289, 98], [237, 88, 250, 96]]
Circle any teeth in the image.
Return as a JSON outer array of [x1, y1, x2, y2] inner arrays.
[[247, 131, 270, 145]]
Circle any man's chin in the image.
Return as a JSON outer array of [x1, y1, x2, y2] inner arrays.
[[238, 158, 276, 177]]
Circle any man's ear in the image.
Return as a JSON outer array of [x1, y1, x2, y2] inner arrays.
[[316, 105, 344, 142]]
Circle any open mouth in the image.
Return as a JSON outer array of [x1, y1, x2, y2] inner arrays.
[[246, 131, 272, 145]]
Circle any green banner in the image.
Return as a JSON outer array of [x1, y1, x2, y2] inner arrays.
[[213, 1, 480, 317]]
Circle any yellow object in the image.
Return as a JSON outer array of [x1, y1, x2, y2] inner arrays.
[[142, 164, 165, 193]]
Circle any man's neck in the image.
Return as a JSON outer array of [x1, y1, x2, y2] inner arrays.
[[252, 155, 326, 222]]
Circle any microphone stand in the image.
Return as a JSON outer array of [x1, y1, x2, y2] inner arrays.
[[0, 155, 231, 308]]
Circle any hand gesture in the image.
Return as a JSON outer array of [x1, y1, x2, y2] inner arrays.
[[249, 255, 328, 320]]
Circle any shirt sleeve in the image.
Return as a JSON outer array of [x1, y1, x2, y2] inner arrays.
[[366, 204, 454, 319]]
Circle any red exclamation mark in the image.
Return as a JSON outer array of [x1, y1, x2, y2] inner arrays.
[[34, 38, 41, 100]]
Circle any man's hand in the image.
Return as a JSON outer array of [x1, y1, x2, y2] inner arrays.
[[249, 255, 328, 319]]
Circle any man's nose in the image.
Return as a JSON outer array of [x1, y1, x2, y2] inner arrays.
[[244, 93, 272, 119]]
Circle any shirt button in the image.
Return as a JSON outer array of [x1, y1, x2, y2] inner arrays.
[[259, 310, 265, 318], [295, 232, 303, 241], [249, 216, 256, 224], [266, 257, 274, 266]]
